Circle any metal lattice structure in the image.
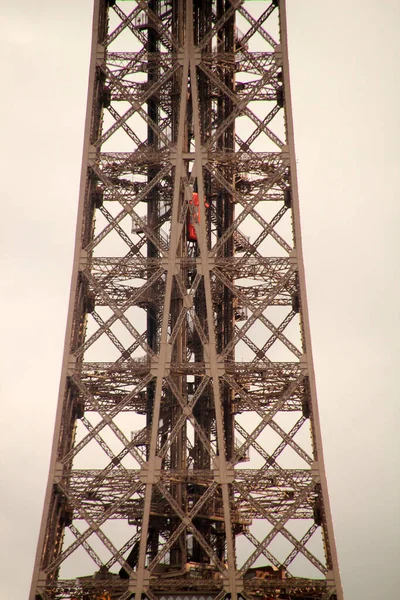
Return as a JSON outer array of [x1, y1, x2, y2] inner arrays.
[[30, 1, 343, 599]]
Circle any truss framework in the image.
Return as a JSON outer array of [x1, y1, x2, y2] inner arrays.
[[30, 2, 343, 600]]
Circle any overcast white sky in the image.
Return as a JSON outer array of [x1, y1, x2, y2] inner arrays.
[[0, 1, 399, 598]]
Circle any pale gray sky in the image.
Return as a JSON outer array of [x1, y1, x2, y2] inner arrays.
[[0, 1, 399, 598]]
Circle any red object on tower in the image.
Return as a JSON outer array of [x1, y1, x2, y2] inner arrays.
[[187, 192, 200, 241], [187, 192, 210, 241]]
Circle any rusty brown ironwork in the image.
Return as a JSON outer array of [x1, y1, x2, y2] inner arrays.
[[30, 2, 343, 600]]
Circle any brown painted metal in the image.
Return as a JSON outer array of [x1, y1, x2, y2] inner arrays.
[[30, 1, 343, 600]]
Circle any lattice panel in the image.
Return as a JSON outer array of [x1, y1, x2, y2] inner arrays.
[[30, 2, 343, 600]]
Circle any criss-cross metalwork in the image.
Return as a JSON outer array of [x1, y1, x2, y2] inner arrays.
[[30, 1, 343, 600]]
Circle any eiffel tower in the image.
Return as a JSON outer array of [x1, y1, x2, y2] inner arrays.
[[30, 1, 344, 599]]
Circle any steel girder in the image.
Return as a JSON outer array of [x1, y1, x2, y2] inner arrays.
[[30, 2, 343, 600]]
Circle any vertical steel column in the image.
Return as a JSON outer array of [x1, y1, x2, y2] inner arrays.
[[279, 1, 344, 596], [30, 2, 344, 600]]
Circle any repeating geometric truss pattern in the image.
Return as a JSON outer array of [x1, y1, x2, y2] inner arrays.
[[30, 1, 343, 600]]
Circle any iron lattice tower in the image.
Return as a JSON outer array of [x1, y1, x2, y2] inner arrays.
[[30, 1, 343, 600]]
